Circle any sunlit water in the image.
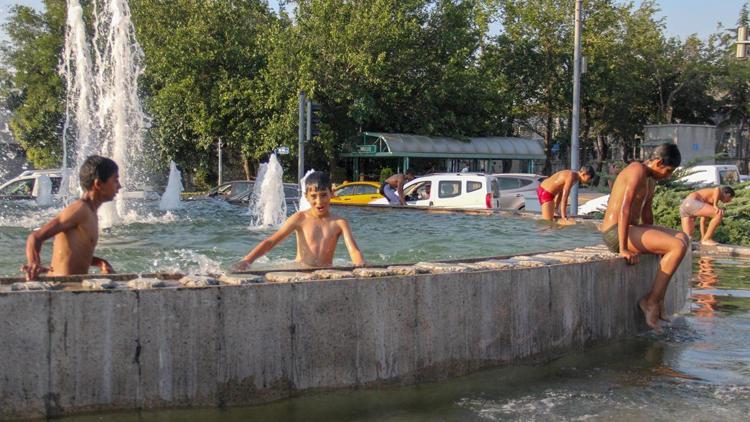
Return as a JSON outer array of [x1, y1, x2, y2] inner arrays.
[[0, 199, 601, 277], [53, 255, 750, 421]]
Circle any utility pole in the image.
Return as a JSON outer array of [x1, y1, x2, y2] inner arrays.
[[217, 138, 223, 186], [298, 91, 306, 182], [570, 0, 583, 216]]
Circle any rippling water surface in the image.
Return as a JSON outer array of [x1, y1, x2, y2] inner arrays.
[[0, 198, 601, 276]]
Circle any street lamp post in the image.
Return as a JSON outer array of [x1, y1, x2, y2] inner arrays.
[[570, 0, 583, 216]]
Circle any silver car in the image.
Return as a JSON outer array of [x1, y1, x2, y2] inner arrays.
[[492, 173, 546, 210]]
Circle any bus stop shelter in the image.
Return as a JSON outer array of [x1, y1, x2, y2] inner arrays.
[[341, 132, 546, 179]]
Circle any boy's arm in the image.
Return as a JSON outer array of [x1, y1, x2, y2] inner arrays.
[[642, 187, 655, 225], [617, 172, 640, 264], [559, 177, 573, 220], [397, 179, 406, 206], [233, 213, 301, 270], [712, 187, 720, 211], [338, 219, 366, 266], [24, 203, 85, 280]]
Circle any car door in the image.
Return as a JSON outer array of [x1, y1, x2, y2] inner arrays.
[[434, 179, 463, 208], [353, 184, 380, 203], [333, 185, 357, 203], [402, 181, 432, 206], [0, 178, 35, 200], [497, 177, 523, 209]]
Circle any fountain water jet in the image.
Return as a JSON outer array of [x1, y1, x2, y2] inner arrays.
[[159, 161, 183, 210], [249, 154, 287, 229], [59, 0, 149, 226]]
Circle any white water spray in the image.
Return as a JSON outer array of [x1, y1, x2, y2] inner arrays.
[[298, 169, 316, 212], [159, 161, 183, 210], [59, 0, 148, 226], [249, 154, 287, 228]]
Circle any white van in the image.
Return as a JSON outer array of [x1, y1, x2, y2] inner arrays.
[[369, 173, 501, 209], [679, 164, 741, 187]]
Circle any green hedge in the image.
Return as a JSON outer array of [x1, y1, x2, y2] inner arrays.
[[652, 182, 750, 246]]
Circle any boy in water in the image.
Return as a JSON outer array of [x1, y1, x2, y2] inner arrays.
[[601, 143, 689, 331], [381, 169, 416, 206], [680, 186, 735, 245], [233, 171, 366, 270], [537, 165, 596, 224], [23, 155, 120, 280]]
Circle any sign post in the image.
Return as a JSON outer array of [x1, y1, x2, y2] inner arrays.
[[298, 91, 306, 182]]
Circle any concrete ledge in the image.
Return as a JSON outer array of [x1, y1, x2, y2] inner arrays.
[[0, 251, 691, 419]]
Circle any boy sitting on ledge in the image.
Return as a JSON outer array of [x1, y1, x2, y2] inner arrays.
[[23, 155, 120, 280], [232, 171, 367, 270], [600, 143, 689, 332]]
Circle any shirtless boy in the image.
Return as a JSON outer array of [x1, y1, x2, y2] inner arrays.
[[233, 171, 366, 270], [600, 143, 689, 331], [23, 155, 120, 280], [380, 169, 416, 206], [537, 165, 595, 224], [680, 186, 735, 245]]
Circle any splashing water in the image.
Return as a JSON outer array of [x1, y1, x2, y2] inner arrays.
[[298, 169, 316, 212], [59, 0, 149, 227], [159, 161, 183, 210], [33, 175, 53, 207], [248, 154, 287, 228]]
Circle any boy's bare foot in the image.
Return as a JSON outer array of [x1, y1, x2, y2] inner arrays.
[[639, 297, 663, 333], [700, 239, 718, 246]]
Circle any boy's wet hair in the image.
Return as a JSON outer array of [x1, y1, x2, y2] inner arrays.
[[579, 165, 595, 178], [720, 185, 736, 198], [305, 171, 332, 192], [79, 155, 118, 190], [650, 143, 681, 168]]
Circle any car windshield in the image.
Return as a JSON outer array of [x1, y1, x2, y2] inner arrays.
[[719, 169, 740, 185]]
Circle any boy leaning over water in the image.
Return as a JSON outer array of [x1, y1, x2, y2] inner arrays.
[[679, 186, 735, 245], [600, 143, 689, 332], [23, 155, 120, 280], [232, 171, 367, 270]]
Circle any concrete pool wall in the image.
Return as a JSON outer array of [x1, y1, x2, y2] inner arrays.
[[0, 250, 691, 419]]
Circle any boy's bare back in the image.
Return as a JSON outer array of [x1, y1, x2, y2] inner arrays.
[[686, 187, 717, 204], [602, 162, 655, 231], [49, 200, 100, 275], [540, 169, 576, 195]]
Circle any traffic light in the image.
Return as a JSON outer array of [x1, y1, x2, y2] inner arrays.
[[306, 100, 321, 141]]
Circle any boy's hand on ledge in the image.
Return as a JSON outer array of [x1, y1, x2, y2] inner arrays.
[[21, 263, 51, 281], [620, 250, 639, 265], [231, 260, 251, 272]]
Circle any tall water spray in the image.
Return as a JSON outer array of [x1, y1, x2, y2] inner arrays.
[[59, 0, 148, 226], [249, 154, 287, 228]]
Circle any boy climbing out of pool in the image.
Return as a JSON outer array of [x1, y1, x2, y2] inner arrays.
[[601, 143, 689, 332], [537, 165, 596, 224], [22, 155, 120, 280], [679, 186, 735, 245], [381, 169, 416, 205], [232, 171, 367, 270]]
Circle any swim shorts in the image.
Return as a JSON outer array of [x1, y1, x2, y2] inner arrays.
[[537, 185, 554, 205], [679, 198, 707, 218], [602, 224, 619, 253]]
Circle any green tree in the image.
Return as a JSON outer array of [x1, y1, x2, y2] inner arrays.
[[0, 0, 67, 168]]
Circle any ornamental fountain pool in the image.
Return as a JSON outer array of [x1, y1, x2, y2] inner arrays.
[[0, 199, 604, 277]]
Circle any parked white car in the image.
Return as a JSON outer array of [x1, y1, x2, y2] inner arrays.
[[0, 169, 64, 200], [369, 173, 501, 209], [491, 173, 545, 210], [678, 164, 741, 187]]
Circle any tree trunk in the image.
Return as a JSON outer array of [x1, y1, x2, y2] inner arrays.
[[594, 134, 607, 187], [243, 157, 252, 180]]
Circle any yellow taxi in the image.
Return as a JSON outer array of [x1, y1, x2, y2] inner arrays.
[[331, 181, 382, 204]]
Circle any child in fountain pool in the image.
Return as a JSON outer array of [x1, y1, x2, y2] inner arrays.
[[22, 155, 120, 280], [600, 143, 689, 332], [232, 171, 367, 270], [679, 186, 735, 245]]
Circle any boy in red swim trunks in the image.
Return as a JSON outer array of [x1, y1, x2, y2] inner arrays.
[[537, 166, 595, 224]]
